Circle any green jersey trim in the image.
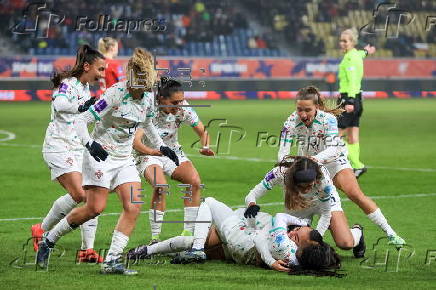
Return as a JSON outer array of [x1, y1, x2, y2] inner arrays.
[[89, 107, 101, 121]]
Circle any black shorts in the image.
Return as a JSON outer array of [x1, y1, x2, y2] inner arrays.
[[337, 93, 363, 129]]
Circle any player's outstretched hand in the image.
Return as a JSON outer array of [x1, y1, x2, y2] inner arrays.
[[271, 260, 290, 272], [78, 96, 97, 113], [244, 204, 260, 218], [199, 148, 215, 156], [364, 44, 376, 55], [86, 140, 108, 162], [160, 146, 179, 166]]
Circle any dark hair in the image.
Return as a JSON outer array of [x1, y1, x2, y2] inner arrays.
[[275, 156, 322, 210], [289, 231, 344, 277], [296, 85, 343, 116], [157, 77, 183, 99], [51, 44, 105, 88]]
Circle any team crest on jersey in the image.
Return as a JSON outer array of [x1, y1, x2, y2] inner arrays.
[[95, 170, 103, 179], [65, 157, 73, 166]]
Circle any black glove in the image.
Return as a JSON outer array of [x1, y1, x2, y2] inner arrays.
[[160, 146, 179, 166], [86, 141, 108, 162], [78, 97, 97, 113], [244, 205, 260, 218]]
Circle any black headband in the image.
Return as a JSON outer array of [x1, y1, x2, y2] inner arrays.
[[294, 168, 317, 183]]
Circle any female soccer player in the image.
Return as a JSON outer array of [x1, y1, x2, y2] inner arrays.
[[278, 86, 405, 248], [244, 156, 365, 258], [97, 37, 125, 91], [36, 48, 179, 276], [128, 197, 341, 274], [32, 44, 106, 263], [337, 28, 376, 178], [133, 77, 214, 243]]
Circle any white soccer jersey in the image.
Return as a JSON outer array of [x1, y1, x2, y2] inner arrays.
[[141, 100, 199, 152], [254, 213, 307, 266], [223, 210, 307, 267], [277, 110, 347, 164], [244, 165, 335, 235], [43, 77, 92, 153], [76, 81, 163, 158]]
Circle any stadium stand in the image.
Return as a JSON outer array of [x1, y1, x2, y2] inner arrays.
[[1, 0, 435, 57]]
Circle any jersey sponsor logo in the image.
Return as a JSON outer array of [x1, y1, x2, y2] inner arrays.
[[59, 83, 68, 93], [95, 170, 103, 179], [94, 99, 108, 113]]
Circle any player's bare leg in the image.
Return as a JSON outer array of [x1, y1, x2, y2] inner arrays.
[[334, 169, 405, 248], [145, 165, 167, 243], [172, 161, 202, 236], [329, 211, 365, 258]]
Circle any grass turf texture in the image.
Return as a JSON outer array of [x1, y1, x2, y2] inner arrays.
[[0, 99, 436, 289]]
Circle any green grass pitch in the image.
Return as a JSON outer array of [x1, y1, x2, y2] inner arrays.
[[1, 99, 436, 289]]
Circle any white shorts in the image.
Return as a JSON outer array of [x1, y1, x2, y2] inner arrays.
[[82, 153, 141, 191], [285, 190, 343, 223], [135, 151, 190, 177], [325, 157, 352, 179], [43, 151, 84, 180]]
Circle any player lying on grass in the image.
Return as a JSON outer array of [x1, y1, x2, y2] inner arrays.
[[133, 77, 214, 244], [277, 86, 405, 248], [36, 48, 179, 276], [32, 44, 106, 263], [244, 156, 365, 258], [127, 197, 341, 275]]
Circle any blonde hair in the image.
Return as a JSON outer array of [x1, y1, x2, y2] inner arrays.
[[98, 37, 118, 54], [341, 28, 359, 45], [127, 48, 157, 91]]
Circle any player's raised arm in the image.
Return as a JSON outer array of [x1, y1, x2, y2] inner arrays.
[[73, 88, 118, 161], [192, 121, 215, 156], [278, 116, 296, 162]]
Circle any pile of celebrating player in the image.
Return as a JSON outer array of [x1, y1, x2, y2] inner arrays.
[[32, 43, 405, 276]]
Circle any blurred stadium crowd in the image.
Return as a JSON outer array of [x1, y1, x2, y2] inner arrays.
[[1, 0, 435, 57]]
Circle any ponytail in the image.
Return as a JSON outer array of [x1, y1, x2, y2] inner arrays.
[[51, 44, 105, 88], [296, 85, 343, 116]]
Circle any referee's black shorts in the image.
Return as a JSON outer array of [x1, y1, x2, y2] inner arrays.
[[337, 92, 363, 129]]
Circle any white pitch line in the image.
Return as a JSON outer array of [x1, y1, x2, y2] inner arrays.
[[187, 154, 436, 173], [1, 142, 435, 172], [1, 192, 436, 222]]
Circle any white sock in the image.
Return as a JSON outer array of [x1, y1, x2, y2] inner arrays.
[[80, 216, 99, 250], [350, 228, 362, 247], [192, 203, 212, 250], [149, 209, 164, 238], [46, 217, 74, 244], [41, 194, 77, 231], [105, 230, 129, 262], [367, 208, 396, 236], [183, 206, 199, 233], [148, 236, 194, 255]]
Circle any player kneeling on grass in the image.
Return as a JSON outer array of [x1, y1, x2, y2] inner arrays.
[[244, 156, 366, 258], [128, 197, 341, 276], [32, 44, 106, 263], [133, 77, 214, 244], [278, 86, 405, 248], [36, 48, 179, 276]]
